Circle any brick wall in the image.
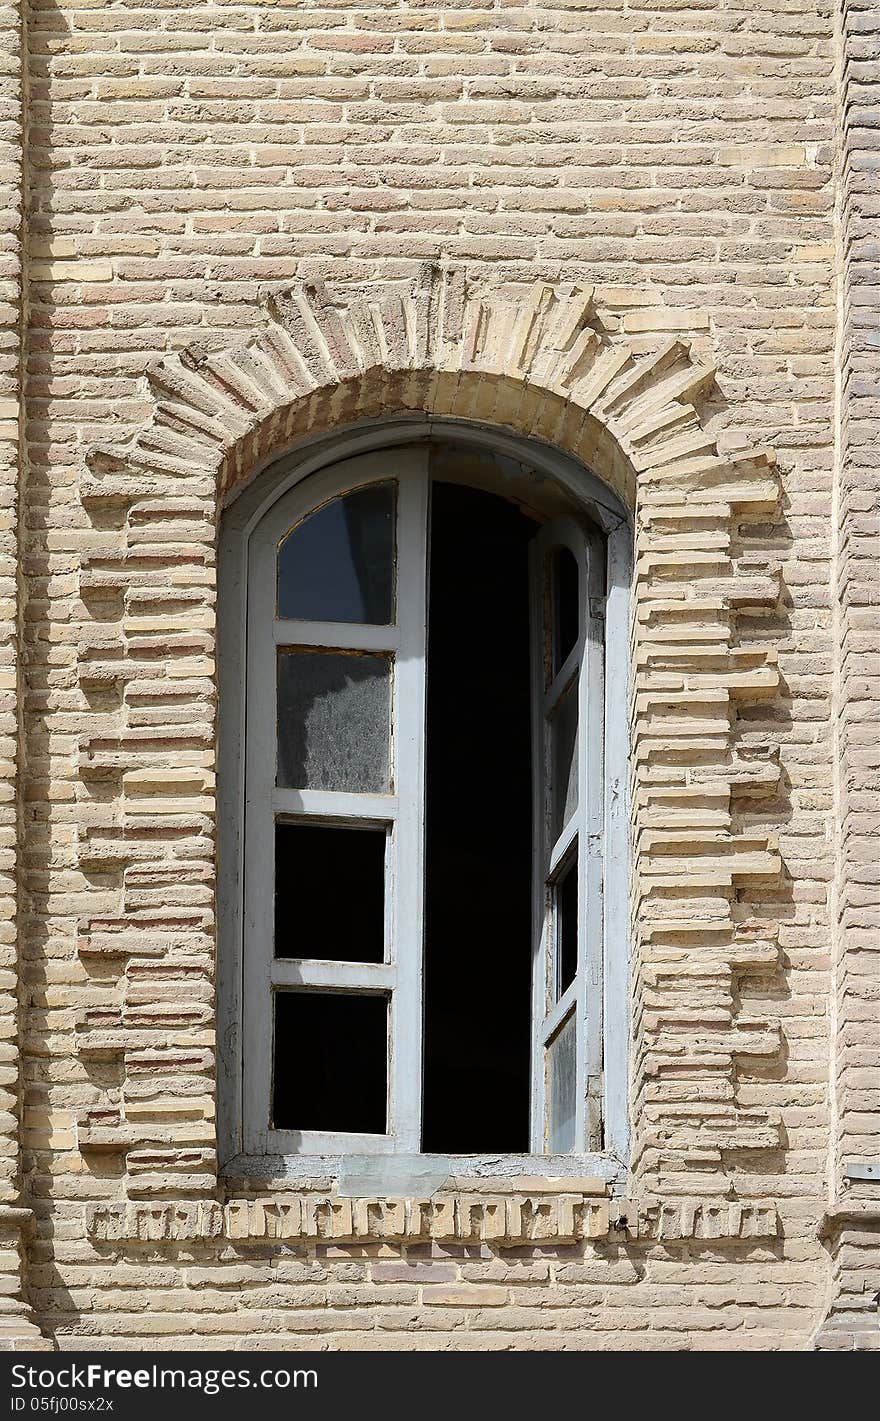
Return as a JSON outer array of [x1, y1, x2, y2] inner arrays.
[[4, 0, 871, 1349], [0, 0, 25, 1208], [816, 0, 880, 1350], [0, 0, 55, 1351]]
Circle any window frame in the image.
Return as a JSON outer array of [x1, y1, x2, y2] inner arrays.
[[243, 449, 429, 1157], [217, 418, 631, 1185], [529, 516, 607, 1156]]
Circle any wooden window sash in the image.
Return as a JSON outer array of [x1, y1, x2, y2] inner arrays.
[[528, 515, 606, 1154], [242, 449, 429, 1157]]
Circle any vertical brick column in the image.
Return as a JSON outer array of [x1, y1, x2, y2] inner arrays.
[[818, 0, 880, 1349], [0, 0, 26, 1215], [0, 0, 50, 1348]]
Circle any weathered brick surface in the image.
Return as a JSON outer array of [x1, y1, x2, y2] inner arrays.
[[815, 0, 880, 1351], [0, 0, 24, 1207], [0, 0, 55, 1350], [0, 0, 873, 1350], [0, 0, 23, 1205]]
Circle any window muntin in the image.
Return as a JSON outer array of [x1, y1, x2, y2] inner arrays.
[[236, 443, 617, 1164]]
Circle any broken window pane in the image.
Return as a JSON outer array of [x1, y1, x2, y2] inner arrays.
[[547, 1011, 577, 1153], [277, 483, 396, 624], [551, 678, 578, 840], [277, 649, 391, 793], [274, 822, 386, 962], [555, 853, 578, 999], [273, 990, 388, 1134]]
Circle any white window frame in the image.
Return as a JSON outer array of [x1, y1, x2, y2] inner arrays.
[[217, 418, 631, 1185]]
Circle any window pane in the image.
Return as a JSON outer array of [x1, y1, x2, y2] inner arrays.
[[277, 483, 396, 624], [547, 1012, 577, 1153], [552, 545, 580, 674], [273, 991, 388, 1134], [555, 853, 578, 999], [274, 822, 386, 962], [551, 678, 578, 839], [277, 650, 391, 793]]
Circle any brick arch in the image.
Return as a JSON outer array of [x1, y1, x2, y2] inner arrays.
[[77, 268, 786, 1207], [88, 265, 774, 516]]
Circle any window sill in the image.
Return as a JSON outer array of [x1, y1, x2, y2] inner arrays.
[[223, 1151, 626, 1194]]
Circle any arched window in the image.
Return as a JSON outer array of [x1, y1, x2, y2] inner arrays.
[[218, 429, 630, 1179]]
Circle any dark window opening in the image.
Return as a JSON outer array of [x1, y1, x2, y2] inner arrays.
[[552, 545, 580, 674], [273, 990, 388, 1134], [555, 852, 578, 999], [274, 821, 386, 962], [421, 482, 536, 1154]]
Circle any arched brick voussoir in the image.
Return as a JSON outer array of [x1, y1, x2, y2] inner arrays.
[[78, 267, 785, 1200], [84, 267, 777, 522]]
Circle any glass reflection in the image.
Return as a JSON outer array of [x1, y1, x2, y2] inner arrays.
[[551, 680, 578, 840], [277, 483, 395, 624], [556, 854, 578, 999], [547, 1013, 577, 1153]]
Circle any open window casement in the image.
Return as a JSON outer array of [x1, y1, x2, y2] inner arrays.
[[243, 449, 429, 1156], [529, 519, 606, 1156], [232, 440, 626, 1169]]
